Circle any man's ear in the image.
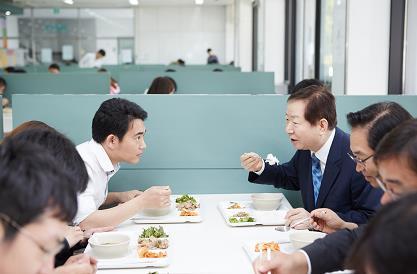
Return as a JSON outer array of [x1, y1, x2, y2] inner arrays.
[[319, 118, 329, 134], [103, 134, 119, 150], [0, 224, 5, 241]]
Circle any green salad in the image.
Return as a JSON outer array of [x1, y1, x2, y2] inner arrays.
[[139, 226, 168, 238], [175, 194, 197, 204], [229, 216, 256, 223]]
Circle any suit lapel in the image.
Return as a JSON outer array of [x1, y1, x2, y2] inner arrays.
[[316, 129, 342, 208]]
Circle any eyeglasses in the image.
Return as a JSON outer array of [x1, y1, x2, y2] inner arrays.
[[347, 152, 374, 167], [0, 213, 65, 258], [374, 176, 398, 201]]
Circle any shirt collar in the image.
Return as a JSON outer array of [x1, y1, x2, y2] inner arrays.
[[88, 139, 119, 174], [311, 129, 336, 165]]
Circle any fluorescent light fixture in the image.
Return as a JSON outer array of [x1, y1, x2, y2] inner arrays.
[[129, 0, 139, 5], [63, 0, 74, 5], [5, 11, 11, 16], [195, 0, 204, 5]]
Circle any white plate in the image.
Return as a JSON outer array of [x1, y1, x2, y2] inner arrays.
[[218, 201, 289, 227], [84, 232, 169, 269], [133, 195, 202, 224]]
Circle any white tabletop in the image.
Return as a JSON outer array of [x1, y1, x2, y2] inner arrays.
[[96, 193, 293, 274]]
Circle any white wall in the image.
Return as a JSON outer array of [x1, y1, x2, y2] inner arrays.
[[225, 4, 235, 64], [404, 0, 417, 94], [234, 0, 252, 71], [134, 6, 225, 64], [345, 0, 390, 95]]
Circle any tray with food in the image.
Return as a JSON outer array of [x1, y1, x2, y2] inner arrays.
[[84, 227, 170, 269], [133, 194, 202, 224], [218, 195, 290, 227]]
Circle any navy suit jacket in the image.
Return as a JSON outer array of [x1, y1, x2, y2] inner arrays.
[[248, 127, 382, 224]]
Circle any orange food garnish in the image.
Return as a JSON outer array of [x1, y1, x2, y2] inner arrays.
[[180, 210, 198, 216], [254, 242, 280, 252], [138, 247, 167, 258]]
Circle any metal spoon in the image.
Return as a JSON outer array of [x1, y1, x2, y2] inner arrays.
[[274, 225, 290, 232]]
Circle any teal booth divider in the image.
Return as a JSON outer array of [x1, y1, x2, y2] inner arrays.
[[0, 95, 3, 140], [119, 71, 275, 94], [12, 94, 417, 207], [2, 73, 110, 105]]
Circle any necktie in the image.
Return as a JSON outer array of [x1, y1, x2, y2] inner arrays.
[[311, 153, 322, 206]]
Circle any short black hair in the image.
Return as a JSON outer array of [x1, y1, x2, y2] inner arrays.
[[148, 76, 177, 94], [0, 139, 77, 240], [97, 68, 108, 73], [374, 119, 417, 176], [11, 128, 89, 193], [347, 102, 412, 150], [98, 49, 106, 57], [92, 98, 148, 143], [207, 48, 212, 53], [48, 63, 60, 71], [347, 192, 417, 274], [292, 79, 324, 93], [0, 76, 6, 88], [288, 85, 337, 130]]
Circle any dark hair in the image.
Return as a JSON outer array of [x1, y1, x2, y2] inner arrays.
[[165, 68, 176, 72], [92, 98, 148, 143], [0, 77, 6, 88], [48, 63, 60, 71], [148, 76, 177, 94], [347, 193, 417, 274], [292, 79, 324, 93], [13, 68, 26, 73], [4, 66, 15, 73], [213, 68, 223, 72], [11, 128, 89, 193], [97, 68, 107, 73], [5, 120, 53, 139], [177, 59, 185, 66], [287, 85, 337, 130], [0, 139, 77, 240], [347, 102, 412, 150], [207, 48, 212, 53], [98, 49, 106, 57], [374, 119, 417, 176]]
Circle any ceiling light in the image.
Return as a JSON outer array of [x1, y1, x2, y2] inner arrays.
[[195, 0, 204, 5], [129, 0, 139, 5], [5, 11, 11, 16], [63, 0, 74, 5]]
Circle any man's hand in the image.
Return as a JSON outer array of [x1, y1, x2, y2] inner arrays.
[[53, 254, 97, 274], [140, 186, 171, 209], [252, 251, 308, 274], [83, 226, 115, 239], [285, 208, 311, 229], [117, 190, 143, 203], [241, 152, 263, 173], [65, 226, 84, 248], [310, 208, 357, 233]]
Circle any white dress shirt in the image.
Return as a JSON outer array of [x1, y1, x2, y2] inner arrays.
[[74, 139, 120, 224], [79, 53, 103, 68]]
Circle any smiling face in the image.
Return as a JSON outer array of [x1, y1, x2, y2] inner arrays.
[[285, 100, 324, 151], [0, 214, 67, 274], [350, 127, 379, 187]]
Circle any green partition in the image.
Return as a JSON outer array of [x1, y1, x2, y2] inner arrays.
[[12, 94, 417, 207], [0, 96, 3, 140], [2, 73, 110, 105], [119, 71, 275, 94]]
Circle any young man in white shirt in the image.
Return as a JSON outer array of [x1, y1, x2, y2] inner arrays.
[[75, 98, 171, 230], [79, 49, 106, 68]]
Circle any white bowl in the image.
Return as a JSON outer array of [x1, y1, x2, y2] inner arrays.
[[251, 193, 283, 211], [88, 232, 130, 259], [289, 231, 326, 249], [143, 206, 172, 217]]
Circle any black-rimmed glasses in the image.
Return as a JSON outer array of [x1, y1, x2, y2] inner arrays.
[[347, 152, 374, 167]]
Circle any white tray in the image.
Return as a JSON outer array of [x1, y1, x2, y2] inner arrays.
[[84, 232, 169, 269], [218, 200, 289, 227], [132, 196, 202, 224]]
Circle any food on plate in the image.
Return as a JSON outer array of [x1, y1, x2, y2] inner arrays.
[[138, 247, 167, 258], [175, 194, 200, 211], [232, 211, 250, 218], [229, 216, 256, 223], [254, 241, 280, 252], [179, 209, 199, 216], [227, 202, 244, 209], [138, 226, 169, 249]]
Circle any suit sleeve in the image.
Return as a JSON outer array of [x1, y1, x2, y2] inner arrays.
[[302, 225, 366, 274], [336, 171, 383, 224], [248, 152, 301, 191]]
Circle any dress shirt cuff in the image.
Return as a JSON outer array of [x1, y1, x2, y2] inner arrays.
[[297, 250, 312, 274], [254, 159, 265, 175]]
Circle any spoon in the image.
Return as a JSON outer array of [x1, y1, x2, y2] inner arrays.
[[275, 217, 311, 231]]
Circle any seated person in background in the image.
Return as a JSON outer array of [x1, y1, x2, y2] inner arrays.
[[79, 49, 106, 68], [207, 48, 219, 64], [0, 76, 10, 108], [0, 139, 96, 274], [75, 98, 171, 230], [48, 63, 61, 74], [97, 68, 120, 95], [241, 84, 381, 229], [170, 59, 185, 66], [4, 66, 15, 73], [147, 76, 177, 94], [347, 192, 417, 274], [252, 107, 414, 274]]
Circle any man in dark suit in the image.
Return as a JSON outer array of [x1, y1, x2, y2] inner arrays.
[[251, 104, 414, 274], [241, 84, 381, 228]]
